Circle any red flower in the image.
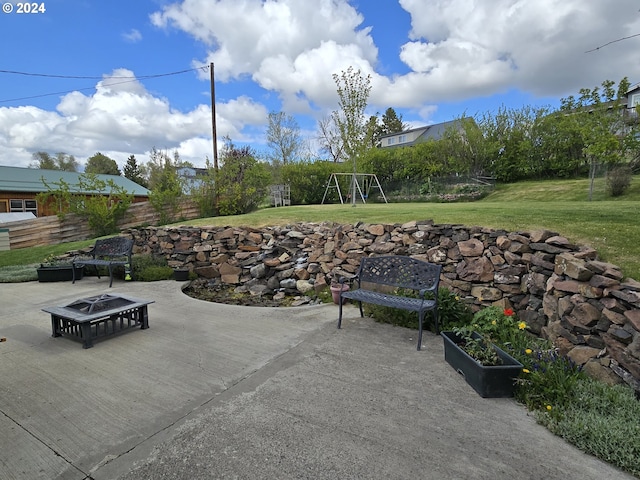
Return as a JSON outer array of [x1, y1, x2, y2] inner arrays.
[[504, 308, 514, 316]]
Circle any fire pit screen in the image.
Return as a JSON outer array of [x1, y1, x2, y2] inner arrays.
[[43, 294, 153, 349]]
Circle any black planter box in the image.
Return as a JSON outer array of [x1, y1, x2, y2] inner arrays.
[[441, 331, 523, 398], [174, 269, 190, 281], [37, 265, 84, 283]]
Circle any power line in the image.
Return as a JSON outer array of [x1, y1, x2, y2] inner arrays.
[[586, 32, 640, 53], [0, 65, 210, 104]]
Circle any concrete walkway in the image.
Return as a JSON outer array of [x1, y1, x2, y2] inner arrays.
[[0, 277, 633, 480]]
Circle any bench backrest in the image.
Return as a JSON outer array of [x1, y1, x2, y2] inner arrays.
[[92, 237, 133, 260], [356, 255, 441, 292]]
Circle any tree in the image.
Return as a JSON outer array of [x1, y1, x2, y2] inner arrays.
[[217, 137, 271, 215], [331, 66, 372, 206], [123, 155, 148, 187], [146, 148, 186, 225], [331, 66, 372, 162], [316, 116, 345, 163], [559, 78, 638, 200], [266, 111, 302, 165], [38, 173, 133, 236], [30, 151, 79, 171], [85, 152, 121, 176], [380, 107, 406, 136]]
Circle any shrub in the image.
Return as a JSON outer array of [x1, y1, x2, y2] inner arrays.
[[469, 306, 585, 411], [539, 377, 640, 477], [136, 265, 174, 282], [132, 254, 174, 281], [606, 164, 632, 197], [363, 287, 472, 331]]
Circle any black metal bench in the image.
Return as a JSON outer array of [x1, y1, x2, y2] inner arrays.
[[73, 237, 134, 287], [337, 255, 442, 350]]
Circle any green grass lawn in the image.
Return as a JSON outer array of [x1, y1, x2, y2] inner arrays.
[[1, 176, 638, 279]]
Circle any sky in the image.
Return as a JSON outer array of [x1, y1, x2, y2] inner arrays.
[[1, 0, 639, 170]]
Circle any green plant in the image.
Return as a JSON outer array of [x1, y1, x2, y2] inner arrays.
[[606, 164, 632, 197], [136, 265, 174, 282], [38, 173, 133, 236], [131, 254, 173, 281], [471, 306, 531, 351], [451, 326, 503, 366], [0, 264, 39, 282], [515, 347, 584, 412], [437, 288, 473, 330], [538, 377, 640, 477], [40, 253, 73, 267]]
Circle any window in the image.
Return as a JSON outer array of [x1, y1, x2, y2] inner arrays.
[[387, 137, 396, 145], [9, 199, 37, 215], [631, 93, 640, 108], [398, 135, 407, 143]]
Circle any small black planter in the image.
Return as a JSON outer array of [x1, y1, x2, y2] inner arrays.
[[441, 331, 523, 398], [173, 269, 190, 281], [37, 265, 84, 283]]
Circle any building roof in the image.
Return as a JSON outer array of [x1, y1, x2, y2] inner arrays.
[[379, 118, 470, 147], [0, 165, 149, 196]]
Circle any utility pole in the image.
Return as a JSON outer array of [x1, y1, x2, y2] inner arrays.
[[210, 62, 219, 214]]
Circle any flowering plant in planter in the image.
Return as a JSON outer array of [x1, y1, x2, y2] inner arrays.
[[450, 326, 503, 366]]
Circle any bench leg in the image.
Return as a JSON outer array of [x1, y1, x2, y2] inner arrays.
[[108, 265, 114, 287], [417, 311, 425, 351], [337, 296, 344, 328]]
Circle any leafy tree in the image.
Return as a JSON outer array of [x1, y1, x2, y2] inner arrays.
[[266, 111, 302, 165], [559, 78, 638, 199], [123, 154, 148, 187], [217, 137, 271, 215], [281, 159, 350, 204], [380, 107, 407, 136], [331, 66, 372, 162], [37, 173, 133, 236], [432, 117, 490, 176], [146, 148, 186, 225], [365, 114, 381, 149], [30, 151, 79, 171], [85, 152, 121, 176], [189, 156, 217, 217]]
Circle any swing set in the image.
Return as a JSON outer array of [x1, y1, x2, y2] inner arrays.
[[321, 173, 388, 204]]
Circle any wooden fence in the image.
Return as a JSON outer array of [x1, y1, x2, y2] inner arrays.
[[3, 200, 201, 250]]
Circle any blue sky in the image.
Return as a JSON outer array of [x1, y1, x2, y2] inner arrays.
[[1, 0, 639, 169]]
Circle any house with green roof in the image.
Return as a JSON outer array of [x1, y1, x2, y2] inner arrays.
[[0, 165, 149, 217]]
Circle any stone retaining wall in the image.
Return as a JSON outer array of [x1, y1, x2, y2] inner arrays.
[[124, 220, 640, 390]]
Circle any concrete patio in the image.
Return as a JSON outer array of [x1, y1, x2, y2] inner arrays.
[[0, 277, 633, 479]]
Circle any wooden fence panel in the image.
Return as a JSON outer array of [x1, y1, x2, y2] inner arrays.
[[4, 200, 202, 249]]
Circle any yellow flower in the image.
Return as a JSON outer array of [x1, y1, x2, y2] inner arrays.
[[491, 320, 497, 325], [522, 368, 530, 374], [546, 405, 552, 411], [455, 296, 460, 301], [518, 321, 527, 330], [525, 348, 532, 355]]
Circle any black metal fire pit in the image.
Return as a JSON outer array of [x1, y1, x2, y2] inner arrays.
[[42, 294, 154, 349]]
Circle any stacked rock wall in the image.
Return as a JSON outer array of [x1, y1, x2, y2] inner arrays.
[[124, 220, 640, 389]]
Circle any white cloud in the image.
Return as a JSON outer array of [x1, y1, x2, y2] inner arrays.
[[151, 0, 378, 112], [149, 0, 640, 136], [122, 29, 142, 43], [395, 0, 640, 100], [0, 70, 266, 169]]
